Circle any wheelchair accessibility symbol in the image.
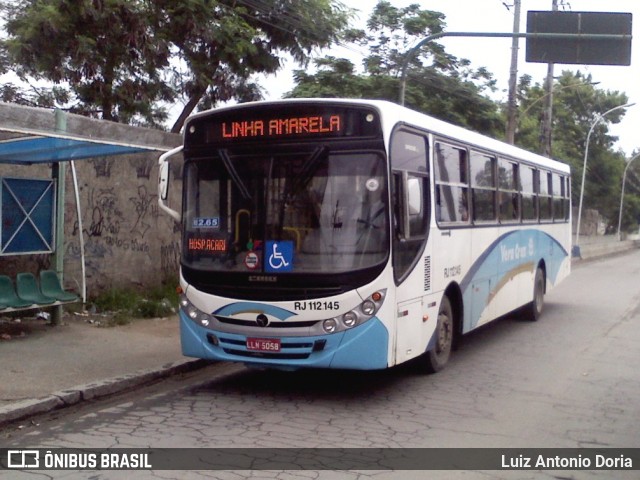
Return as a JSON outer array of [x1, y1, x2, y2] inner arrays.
[[265, 241, 294, 272]]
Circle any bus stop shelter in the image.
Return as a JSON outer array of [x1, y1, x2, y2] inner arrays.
[[0, 102, 180, 321]]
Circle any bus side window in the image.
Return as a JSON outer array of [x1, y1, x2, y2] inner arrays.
[[521, 167, 538, 221], [498, 159, 520, 222], [552, 173, 564, 222], [539, 170, 553, 221], [435, 142, 469, 224], [470, 152, 496, 222], [564, 176, 571, 221]]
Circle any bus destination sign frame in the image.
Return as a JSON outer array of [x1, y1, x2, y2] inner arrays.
[[186, 104, 382, 146]]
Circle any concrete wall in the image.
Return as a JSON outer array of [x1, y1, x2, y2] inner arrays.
[[63, 152, 183, 293], [574, 235, 640, 261]]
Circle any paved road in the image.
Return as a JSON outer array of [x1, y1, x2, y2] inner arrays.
[[2, 250, 640, 480]]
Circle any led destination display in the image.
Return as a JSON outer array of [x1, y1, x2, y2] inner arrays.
[[186, 104, 382, 145], [221, 114, 342, 140]]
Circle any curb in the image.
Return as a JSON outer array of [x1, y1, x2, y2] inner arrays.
[[0, 358, 210, 428]]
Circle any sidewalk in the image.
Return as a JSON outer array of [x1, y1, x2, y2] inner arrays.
[[0, 312, 207, 426]]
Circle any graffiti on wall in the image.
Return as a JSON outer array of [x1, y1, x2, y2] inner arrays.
[[129, 157, 154, 179], [129, 185, 158, 240], [90, 156, 115, 178], [61, 150, 181, 294], [69, 185, 159, 256], [161, 241, 181, 279]]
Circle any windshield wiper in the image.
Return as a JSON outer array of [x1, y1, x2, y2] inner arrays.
[[289, 146, 327, 197], [219, 149, 251, 200]]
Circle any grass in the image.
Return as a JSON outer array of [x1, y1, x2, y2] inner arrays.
[[88, 281, 179, 327]]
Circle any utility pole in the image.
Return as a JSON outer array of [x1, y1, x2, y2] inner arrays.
[[505, 0, 521, 144], [540, 0, 558, 157]]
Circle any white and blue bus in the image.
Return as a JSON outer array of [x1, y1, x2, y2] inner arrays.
[[158, 99, 571, 372]]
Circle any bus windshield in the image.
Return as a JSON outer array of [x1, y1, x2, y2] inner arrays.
[[183, 147, 389, 275]]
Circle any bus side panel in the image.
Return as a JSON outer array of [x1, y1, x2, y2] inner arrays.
[[393, 224, 444, 366], [468, 227, 500, 328], [461, 228, 570, 331], [393, 229, 470, 365]]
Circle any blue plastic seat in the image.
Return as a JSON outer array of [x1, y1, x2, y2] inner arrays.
[[0, 275, 33, 308], [16, 272, 55, 305], [39, 270, 79, 302]]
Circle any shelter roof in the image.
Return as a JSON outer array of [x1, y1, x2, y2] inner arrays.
[[0, 102, 181, 164]]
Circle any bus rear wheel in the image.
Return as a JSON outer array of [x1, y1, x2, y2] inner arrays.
[[525, 267, 545, 321], [423, 295, 453, 373]]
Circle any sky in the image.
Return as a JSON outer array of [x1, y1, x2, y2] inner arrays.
[[263, 0, 640, 156]]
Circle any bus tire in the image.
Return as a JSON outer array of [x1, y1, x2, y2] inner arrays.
[[525, 267, 545, 321], [423, 295, 454, 373]]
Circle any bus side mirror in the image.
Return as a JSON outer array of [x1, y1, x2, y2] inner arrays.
[[397, 172, 423, 240], [158, 146, 183, 222], [407, 177, 422, 215], [159, 161, 170, 201]]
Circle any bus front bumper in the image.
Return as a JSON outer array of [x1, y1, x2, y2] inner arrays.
[[179, 311, 389, 370]]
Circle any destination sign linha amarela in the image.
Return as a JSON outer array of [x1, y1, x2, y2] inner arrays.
[[221, 114, 342, 139]]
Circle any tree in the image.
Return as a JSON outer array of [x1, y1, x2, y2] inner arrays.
[[1, 0, 351, 130], [286, 1, 502, 136], [2, 0, 173, 126], [155, 0, 351, 132], [515, 71, 632, 227], [619, 153, 640, 234]]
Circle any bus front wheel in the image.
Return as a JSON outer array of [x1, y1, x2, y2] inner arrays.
[[423, 295, 454, 373]]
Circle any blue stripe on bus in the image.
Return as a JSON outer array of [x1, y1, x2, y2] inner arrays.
[[459, 229, 568, 330], [179, 311, 388, 370]]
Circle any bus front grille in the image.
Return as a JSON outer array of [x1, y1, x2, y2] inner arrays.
[[222, 349, 311, 360]]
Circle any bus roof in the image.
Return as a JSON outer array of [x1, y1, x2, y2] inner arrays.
[[188, 98, 571, 174]]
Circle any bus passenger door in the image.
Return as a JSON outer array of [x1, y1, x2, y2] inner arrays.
[[389, 129, 431, 365]]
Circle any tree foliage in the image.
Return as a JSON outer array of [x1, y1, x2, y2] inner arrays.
[[2, 0, 172, 125], [155, 0, 351, 132], [286, 1, 502, 136], [1, 0, 351, 130], [515, 71, 635, 229]]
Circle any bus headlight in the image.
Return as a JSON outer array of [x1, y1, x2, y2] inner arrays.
[[361, 300, 376, 316], [323, 318, 338, 333], [180, 295, 215, 329], [342, 311, 357, 328], [319, 289, 387, 335]]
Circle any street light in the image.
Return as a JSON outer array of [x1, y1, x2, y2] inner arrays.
[[616, 152, 640, 240], [574, 102, 635, 257]]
